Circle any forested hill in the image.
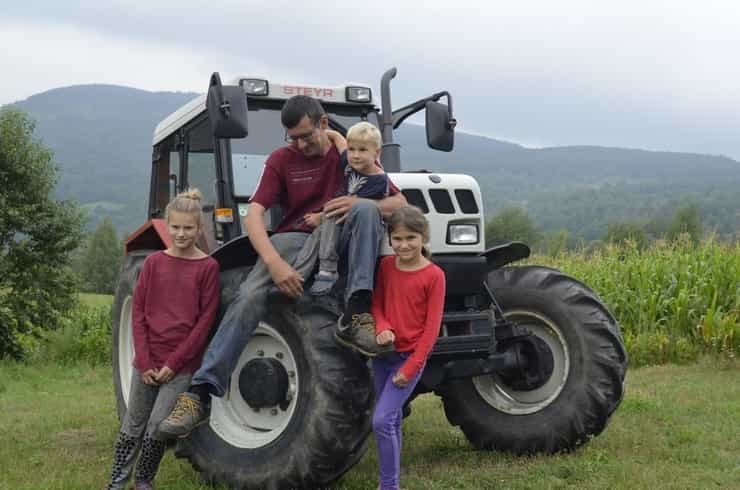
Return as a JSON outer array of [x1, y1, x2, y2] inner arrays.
[[7, 85, 740, 239], [8, 85, 197, 233]]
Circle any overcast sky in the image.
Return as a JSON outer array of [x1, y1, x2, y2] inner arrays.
[[2, 1, 739, 159]]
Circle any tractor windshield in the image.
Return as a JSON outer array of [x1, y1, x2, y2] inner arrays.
[[231, 102, 379, 198]]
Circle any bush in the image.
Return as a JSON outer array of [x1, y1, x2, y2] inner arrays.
[[22, 303, 112, 366]]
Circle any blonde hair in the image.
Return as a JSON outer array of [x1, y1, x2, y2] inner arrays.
[[387, 205, 431, 258], [165, 188, 203, 225], [346, 121, 382, 149]]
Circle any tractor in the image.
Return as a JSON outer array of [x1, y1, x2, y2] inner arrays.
[[112, 68, 627, 489]]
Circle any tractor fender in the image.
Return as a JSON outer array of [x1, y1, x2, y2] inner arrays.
[[124, 221, 259, 272], [124, 219, 170, 255], [210, 234, 259, 271], [480, 241, 530, 272]]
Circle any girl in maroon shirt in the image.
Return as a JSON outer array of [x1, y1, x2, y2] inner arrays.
[[370, 205, 446, 490], [105, 189, 219, 490]]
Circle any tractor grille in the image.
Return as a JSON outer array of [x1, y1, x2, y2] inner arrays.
[[401, 188, 478, 215]]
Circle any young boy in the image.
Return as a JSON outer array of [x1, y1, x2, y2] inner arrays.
[[290, 121, 392, 355]]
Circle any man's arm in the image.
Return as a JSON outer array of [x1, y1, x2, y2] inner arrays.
[[245, 203, 304, 298]]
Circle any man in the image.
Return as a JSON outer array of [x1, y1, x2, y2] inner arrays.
[[158, 95, 406, 437]]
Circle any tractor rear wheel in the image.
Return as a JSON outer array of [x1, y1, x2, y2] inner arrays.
[[175, 267, 374, 489], [439, 266, 627, 453]]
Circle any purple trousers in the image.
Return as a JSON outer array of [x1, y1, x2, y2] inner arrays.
[[372, 352, 423, 490]]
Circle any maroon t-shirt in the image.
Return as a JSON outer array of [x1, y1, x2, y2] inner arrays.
[[250, 144, 400, 233], [132, 251, 220, 374]]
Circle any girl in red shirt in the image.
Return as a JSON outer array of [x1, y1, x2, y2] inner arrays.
[[370, 205, 446, 490], [105, 189, 219, 490]]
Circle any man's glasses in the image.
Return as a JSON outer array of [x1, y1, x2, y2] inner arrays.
[[284, 127, 318, 144]]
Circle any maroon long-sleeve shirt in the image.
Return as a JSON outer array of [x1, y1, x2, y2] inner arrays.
[[132, 251, 220, 374], [371, 256, 446, 379]]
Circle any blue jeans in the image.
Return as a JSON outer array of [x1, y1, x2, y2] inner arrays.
[[191, 232, 308, 397], [339, 199, 385, 302], [191, 201, 385, 397], [372, 352, 423, 490]]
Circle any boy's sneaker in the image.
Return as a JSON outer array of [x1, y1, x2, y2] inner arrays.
[[134, 481, 153, 490], [157, 392, 207, 439], [309, 270, 338, 296], [335, 313, 394, 357]]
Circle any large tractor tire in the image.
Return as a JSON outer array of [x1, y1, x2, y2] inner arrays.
[[439, 266, 627, 454], [173, 267, 374, 490], [112, 250, 154, 420]]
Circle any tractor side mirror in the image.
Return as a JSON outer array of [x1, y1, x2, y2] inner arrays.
[[207, 72, 248, 139], [425, 100, 456, 152]]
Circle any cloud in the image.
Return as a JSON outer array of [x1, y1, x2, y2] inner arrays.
[[0, 22, 215, 103], [2, 1, 740, 158]]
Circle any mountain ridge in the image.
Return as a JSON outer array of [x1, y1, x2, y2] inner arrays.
[[6, 84, 739, 240]]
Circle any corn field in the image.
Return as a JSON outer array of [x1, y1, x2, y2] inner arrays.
[[533, 236, 740, 366]]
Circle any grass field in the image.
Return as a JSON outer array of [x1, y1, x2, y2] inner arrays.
[[1, 358, 738, 489], [78, 293, 114, 308]]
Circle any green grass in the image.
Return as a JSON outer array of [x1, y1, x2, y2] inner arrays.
[[1, 359, 738, 489], [78, 293, 114, 308]]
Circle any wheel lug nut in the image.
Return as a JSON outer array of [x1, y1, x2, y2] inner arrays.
[[257, 350, 264, 357], [275, 352, 284, 359], [271, 409, 278, 416], [289, 371, 295, 378]]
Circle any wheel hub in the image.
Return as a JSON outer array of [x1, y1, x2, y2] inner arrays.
[[499, 336, 555, 391], [239, 358, 289, 408]]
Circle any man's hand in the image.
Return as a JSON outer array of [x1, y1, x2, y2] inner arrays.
[[267, 257, 304, 298], [141, 369, 159, 386], [155, 366, 175, 384], [392, 371, 410, 388], [324, 195, 360, 224], [376, 330, 395, 346], [303, 212, 322, 228]]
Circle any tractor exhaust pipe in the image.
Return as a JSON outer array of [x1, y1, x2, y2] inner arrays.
[[380, 67, 401, 173]]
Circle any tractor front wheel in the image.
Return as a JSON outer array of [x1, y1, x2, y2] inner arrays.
[[439, 266, 627, 453]]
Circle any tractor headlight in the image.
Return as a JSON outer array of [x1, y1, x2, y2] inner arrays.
[[447, 224, 479, 244], [346, 86, 371, 103], [241, 79, 269, 96]]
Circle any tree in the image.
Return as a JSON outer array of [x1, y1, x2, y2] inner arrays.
[[78, 217, 122, 294], [668, 204, 702, 243], [0, 109, 84, 359], [541, 229, 570, 257], [604, 222, 649, 249], [485, 207, 541, 248]]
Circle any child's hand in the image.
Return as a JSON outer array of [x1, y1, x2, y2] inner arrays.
[[141, 369, 159, 386], [392, 371, 410, 388], [155, 366, 175, 384], [376, 330, 395, 346], [303, 212, 322, 229], [325, 130, 347, 152]]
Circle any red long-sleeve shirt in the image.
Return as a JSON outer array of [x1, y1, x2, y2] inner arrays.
[[371, 255, 446, 379], [132, 251, 220, 374]]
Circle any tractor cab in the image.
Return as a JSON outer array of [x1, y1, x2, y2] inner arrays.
[[133, 70, 480, 262]]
